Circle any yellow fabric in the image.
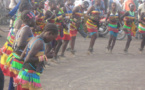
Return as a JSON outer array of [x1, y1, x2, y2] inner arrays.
[[63, 29, 69, 35], [131, 22, 136, 36], [35, 51, 44, 57], [0, 53, 8, 65]]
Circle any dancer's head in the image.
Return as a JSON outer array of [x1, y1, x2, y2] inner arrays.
[[19, 0, 33, 12], [56, 0, 64, 8], [82, 1, 89, 10], [95, 0, 101, 6], [49, 0, 57, 10], [42, 23, 58, 43], [21, 10, 36, 27], [111, 2, 117, 10], [67, 0, 75, 5], [129, 3, 135, 11]]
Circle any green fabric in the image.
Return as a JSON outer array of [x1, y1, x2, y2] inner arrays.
[[11, 61, 23, 70], [108, 23, 117, 27], [138, 26, 145, 31], [123, 25, 131, 29], [18, 69, 41, 83]]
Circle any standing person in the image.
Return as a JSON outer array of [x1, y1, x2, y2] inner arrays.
[[52, 0, 65, 60], [70, 1, 89, 54], [0, 0, 32, 77], [6, 10, 35, 90], [60, 0, 75, 57], [34, 1, 45, 36], [106, 2, 121, 53], [138, 12, 145, 52], [16, 23, 58, 90], [86, 0, 101, 54], [121, 3, 136, 53]]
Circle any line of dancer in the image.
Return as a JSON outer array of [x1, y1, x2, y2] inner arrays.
[[0, 0, 144, 90]]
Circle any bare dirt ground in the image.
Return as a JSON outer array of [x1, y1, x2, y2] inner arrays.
[[1, 25, 145, 90]]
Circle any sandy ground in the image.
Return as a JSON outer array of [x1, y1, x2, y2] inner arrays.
[[0, 25, 145, 90]]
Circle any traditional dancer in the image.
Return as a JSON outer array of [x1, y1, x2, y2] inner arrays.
[[105, 2, 121, 53], [70, 1, 89, 54], [6, 10, 35, 90], [121, 3, 136, 53], [16, 23, 58, 90], [86, 0, 101, 54], [60, 0, 74, 57], [52, 0, 66, 60], [0, 0, 32, 76], [34, 1, 45, 36], [138, 12, 145, 52]]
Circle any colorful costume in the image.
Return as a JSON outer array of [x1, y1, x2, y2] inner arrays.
[[108, 11, 119, 37], [86, 10, 100, 36], [62, 5, 73, 40], [138, 17, 145, 33], [35, 16, 46, 36], [0, 28, 15, 76], [70, 5, 83, 37], [123, 11, 136, 36], [0, 11, 21, 76], [6, 25, 34, 78], [16, 37, 45, 90], [34, 8, 46, 36], [55, 8, 64, 40]]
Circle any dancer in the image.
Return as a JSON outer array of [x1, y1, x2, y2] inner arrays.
[[138, 12, 145, 52], [6, 10, 35, 90], [86, 0, 101, 54], [121, 3, 136, 53], [70, 1, 89, 54], [105, 2, 121, 53], [34, 1, 45, 36], [60, 0, 74, 57], [52, 0, 65, 60], [0, 0, 32, 76], [16, 23, 58, 90]]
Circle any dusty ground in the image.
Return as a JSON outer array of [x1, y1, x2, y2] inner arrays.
[[0, 25, 145, 90]]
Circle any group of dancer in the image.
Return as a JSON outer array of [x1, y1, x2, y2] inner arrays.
[[0, 0, 145, 90]]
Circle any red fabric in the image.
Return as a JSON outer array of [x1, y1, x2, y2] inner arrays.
[[70, 30, 77, 37], [62, 34, 71, 40], [55, 35, 62, 40], [108, 27, 119, 33], [0, 64, 15, 77], [87, 28, 98, 33], [139, 30, 145, 34]]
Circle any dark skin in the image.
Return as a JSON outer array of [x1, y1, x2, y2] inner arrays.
[[60, 0, 75, 56], [139, 12, 145, 51], [86, 0, 100, 52], [13, 16, 35, 56], [121, 4, 135, 52], [70, 3, 88, 53], [21, 31, 58, 62], [105, 3, 121, 52], [53, 1, 66, 58], [44, 2, 58, 21]]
